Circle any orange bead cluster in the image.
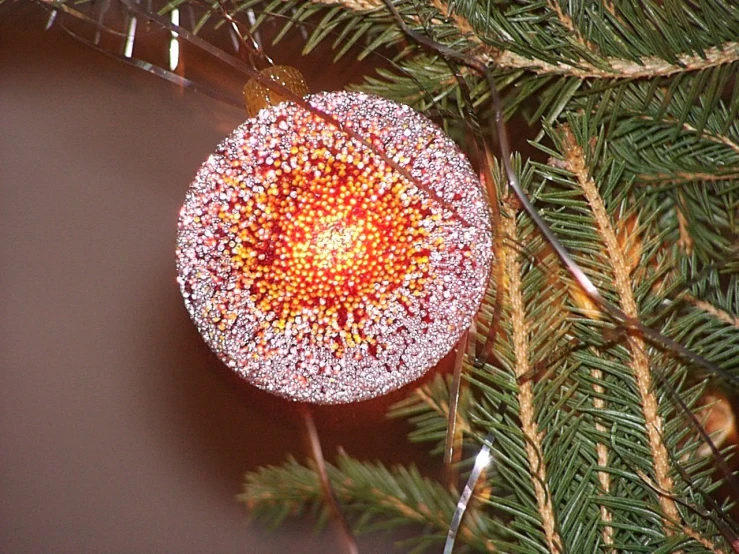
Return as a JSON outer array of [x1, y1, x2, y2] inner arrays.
[[177, 92, 492, 404], [229, 136, 435, 358]]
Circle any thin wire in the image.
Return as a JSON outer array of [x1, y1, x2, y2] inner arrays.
[[443, 400, 506, 554], [94, 0, 111, 45], [123, 14, 137, 58], [443, 437, 493, 554], [216, 0, 271, 67], [49, 20, 244, 109], [45, 8, 57, 30], [169, 8, 180, 71], [37, 0, 127, 38], [301, 406, 359, 554], [444, 328, 470, 487]]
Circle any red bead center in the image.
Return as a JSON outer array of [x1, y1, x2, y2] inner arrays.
[[224, 131, 435, 358]]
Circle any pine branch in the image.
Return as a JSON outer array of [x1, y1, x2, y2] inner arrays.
[[501, 196, 563, 554], [388, 373, 474, 455], [558, 122, 683, 537], [240, 453, 496, 552], [531, 116, 735, 551], [296, 0, 739, 78]]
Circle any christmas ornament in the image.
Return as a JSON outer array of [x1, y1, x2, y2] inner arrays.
[[176, 91, 492, 404]]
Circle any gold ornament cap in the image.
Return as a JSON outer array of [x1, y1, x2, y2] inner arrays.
[[243, 65, 310, 117]]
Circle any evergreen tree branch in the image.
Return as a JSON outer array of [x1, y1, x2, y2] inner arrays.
[[676, 193, 693, 254], [240, 453, 496, 552], [634, 469, 728, 554], [388, 374, 474, 454], [645, 118, 739, 157], [557, 123, 682, 535], [31, 0, 739, 551], [502, 197, 564, 554], [563, 299, 616, 549], [678, 263, 739, 332], [323, 0, 384, 10], [491, 40, 739, 80], [303, 0, 739, 79], [637, 172, 739, 185]]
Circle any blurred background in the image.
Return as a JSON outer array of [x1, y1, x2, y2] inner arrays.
[[0, 3, 434, 552]]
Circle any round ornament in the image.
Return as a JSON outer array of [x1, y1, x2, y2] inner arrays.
[[176, 91, 492, 404]]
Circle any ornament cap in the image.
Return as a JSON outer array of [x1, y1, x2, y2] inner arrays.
[[243, 65, 310, 117]]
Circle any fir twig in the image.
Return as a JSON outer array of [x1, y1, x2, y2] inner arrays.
[[502, 196, 564, 554], [557, 122, 682, 534]]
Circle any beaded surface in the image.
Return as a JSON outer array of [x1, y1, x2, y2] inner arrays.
[[176, 91, 492, 404]]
